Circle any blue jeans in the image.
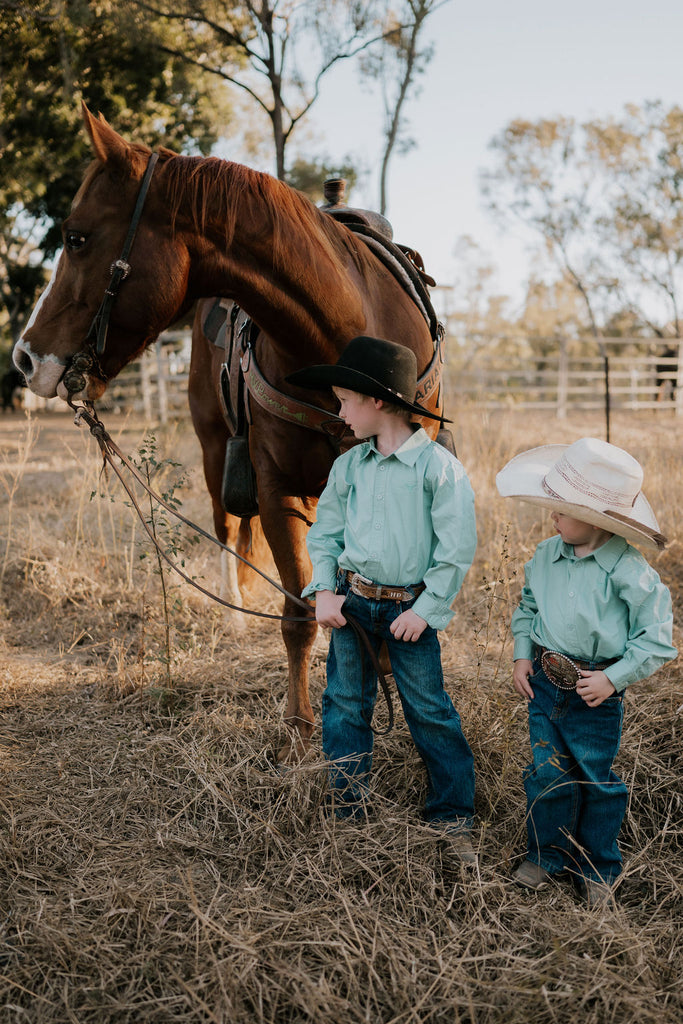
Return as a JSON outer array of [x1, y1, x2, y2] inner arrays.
[[523, 659, 627, 884], [322, 575, 475, 824]]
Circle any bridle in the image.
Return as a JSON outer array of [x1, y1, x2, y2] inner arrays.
[[62, 151, 160, 396]]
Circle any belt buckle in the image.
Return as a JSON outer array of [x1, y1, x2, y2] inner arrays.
[[540, 650, 582, 690], [349, 572, 373, 596]]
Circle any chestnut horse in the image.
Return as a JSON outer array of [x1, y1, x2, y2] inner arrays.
[[14, 105, 444, 760]]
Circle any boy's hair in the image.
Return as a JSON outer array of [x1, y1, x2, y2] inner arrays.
[[352, 390, 414, 422], [381, 401, 414, 422]]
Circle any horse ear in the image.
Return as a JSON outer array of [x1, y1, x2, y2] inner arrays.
[[81, 101, 133, 172]]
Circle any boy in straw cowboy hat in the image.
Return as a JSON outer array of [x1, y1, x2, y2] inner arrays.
[[496, 437, 676, 905], [287, 336, 478, 860]]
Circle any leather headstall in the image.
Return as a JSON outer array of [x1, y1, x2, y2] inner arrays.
[[63, 151, 159, 397]]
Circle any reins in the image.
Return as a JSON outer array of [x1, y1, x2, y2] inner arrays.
[[69, 399, 313, 622], [69, 400, 395, 733]]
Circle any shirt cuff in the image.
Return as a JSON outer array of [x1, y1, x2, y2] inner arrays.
[[412, 593, 454, 631], [513, 637, 535, 661], [302, 574, 338, 599], [602, 660, 631, 693]]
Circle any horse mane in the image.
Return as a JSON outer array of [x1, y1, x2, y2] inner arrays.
[[73, 142, 154, 209], [158, 149, 367, 279]]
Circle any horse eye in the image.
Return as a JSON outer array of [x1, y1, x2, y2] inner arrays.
[[65, 230, 87, 251]]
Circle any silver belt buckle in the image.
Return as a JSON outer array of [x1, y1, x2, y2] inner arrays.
[[349, 572, 373, 595]]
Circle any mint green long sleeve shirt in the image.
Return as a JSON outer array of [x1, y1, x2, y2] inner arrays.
[[511, 534, 677, 691], [302, 428, 477, 630]]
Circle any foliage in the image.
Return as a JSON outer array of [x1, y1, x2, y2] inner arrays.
[[0, 0, 235, 349], [587, 102, 683, 336], [480, 103, 683, 340], [286, 156, 359, 204], [132, 433, 200, 688]]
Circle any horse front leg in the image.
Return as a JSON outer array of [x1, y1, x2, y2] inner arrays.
[[258, 495, 319, 763]]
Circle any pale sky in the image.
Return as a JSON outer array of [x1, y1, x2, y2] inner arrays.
[[306, 0, 683, 310]]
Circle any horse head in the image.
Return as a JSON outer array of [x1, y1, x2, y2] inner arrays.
[[14, 104, 192, 402]]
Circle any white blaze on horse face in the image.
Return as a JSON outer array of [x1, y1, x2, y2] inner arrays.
[[14, 257, 69, 398]]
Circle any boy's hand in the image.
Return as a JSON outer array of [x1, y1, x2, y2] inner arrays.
[[390, 609, 427, 642], [314, 590, 347, 629], [576, 670, 616, 707], [513, 658, 535, 699]]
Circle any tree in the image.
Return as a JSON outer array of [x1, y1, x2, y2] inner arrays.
[[130, 0, 384, 180], [480, 104, 683, 340], [479, 116, 616, 339], [359, 0, 444, 216], [0, 0, 234, 347], [129, 0, 441, 190], [587, 102, 683, 337], [479, 118, 620, 436]]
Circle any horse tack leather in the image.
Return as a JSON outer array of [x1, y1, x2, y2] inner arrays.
[[344, 571, 425, 603], [203, 297, 447, 439], [203, 298, 353, 443]]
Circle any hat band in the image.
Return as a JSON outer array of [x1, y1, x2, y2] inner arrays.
[[542, 454, 639, 511]]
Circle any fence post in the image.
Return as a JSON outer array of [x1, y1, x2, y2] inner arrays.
[[676, 341, 683, 418], [140, 354, 153, 421], [155, 339, 169, 425], [557, 337, 568, 419]]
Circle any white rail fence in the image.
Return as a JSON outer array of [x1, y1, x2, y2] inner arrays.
[[21, 334, 682, 420], [448, 338, 682, 417], [22, 331, 192, 420]]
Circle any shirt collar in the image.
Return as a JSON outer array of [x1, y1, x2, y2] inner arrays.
[[361, 426, 431, 465], [554, 533, 627, 568]]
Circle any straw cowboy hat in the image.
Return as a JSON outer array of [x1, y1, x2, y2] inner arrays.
[[495, 437, 667, 550], [286, 335, 446, 421]]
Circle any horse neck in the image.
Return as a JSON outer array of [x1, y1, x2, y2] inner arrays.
[[171, 159, 366, 360]]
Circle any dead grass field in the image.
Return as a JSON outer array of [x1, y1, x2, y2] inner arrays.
[[0, 401, 680, 1023]]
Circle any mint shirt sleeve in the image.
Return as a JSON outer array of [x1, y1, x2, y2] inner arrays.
[[411, 455, 477, 631], [602, 559, 677, 691], [301, 460, 346, 597], [510, 557, 538, 661]]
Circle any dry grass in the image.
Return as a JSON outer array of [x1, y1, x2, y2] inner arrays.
[[0, 403, 681, 1023]]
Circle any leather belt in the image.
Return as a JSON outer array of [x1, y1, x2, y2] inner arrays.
[[538, 647, 618, 672], [344, 570, 425, 602]]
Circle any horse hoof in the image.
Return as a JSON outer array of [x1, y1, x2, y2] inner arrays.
[[276, 735, 313, 766]]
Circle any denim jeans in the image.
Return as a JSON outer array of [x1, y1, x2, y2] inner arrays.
[[322, 574, 475, 824], [523, 659, 627, 884]]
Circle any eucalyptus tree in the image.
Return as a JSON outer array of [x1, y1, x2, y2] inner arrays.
[[479, 116, 615, 339], [480, 104, 683, 338], [359, 0, 445, 216], [479, 117, 617, 436], [0, 0, 234, 347], [587, 102, 683, 337], [128, 0, 442, 189]]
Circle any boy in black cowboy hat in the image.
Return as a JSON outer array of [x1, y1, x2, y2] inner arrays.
[[287, 336, 478, 859]]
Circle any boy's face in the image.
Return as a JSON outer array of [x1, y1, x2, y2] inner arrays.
[[551, 512, 612, 552], [332, 387, 384, 439]]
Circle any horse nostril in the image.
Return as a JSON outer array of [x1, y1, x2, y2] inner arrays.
[[13, 345, 33, 380]]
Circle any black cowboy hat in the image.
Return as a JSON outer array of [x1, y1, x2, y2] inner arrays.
[[286, 335, 446, 421]]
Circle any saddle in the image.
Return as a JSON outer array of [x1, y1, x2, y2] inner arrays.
[[203, 189, 453, 516]]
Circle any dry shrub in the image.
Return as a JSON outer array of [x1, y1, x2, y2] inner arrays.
[[0, 405, 680, 1023]]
